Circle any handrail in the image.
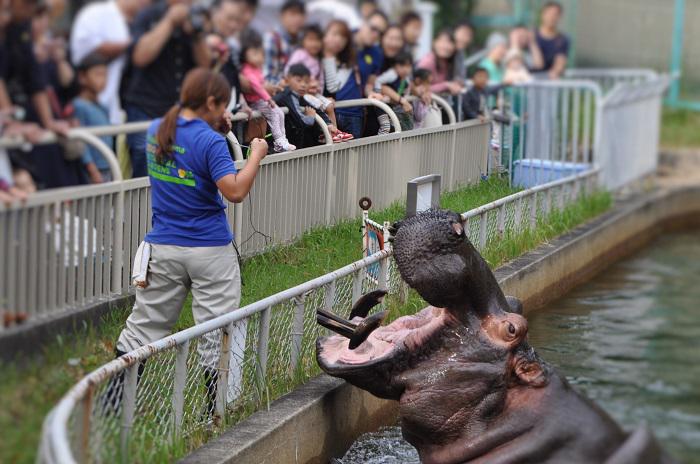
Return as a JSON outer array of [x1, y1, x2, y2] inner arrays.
[[0, 106, 339, 176], [405, 93, 457, 125], [334, 98, 402, 133]]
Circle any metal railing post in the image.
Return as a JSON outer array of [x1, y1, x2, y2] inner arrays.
[[216, 323, 234, 420], [172, 341, 189, 437], [77, 383, 94, 463], [497, 204, 506, 238], [529, 193, 537, 229], [290, 294, 306, 374], [324, 146, 335, 223], [514, 198, 523, 233], [256, 306, 271, 387], [120, 363, 139, 463], [352, 270, 363, 305], [478, 213, 488, 250]]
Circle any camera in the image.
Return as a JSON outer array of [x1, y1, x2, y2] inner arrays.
[[189, 4, 210, 35]]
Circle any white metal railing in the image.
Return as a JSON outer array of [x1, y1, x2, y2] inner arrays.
[[500, 79, 603, 187], [598, 75, 672, 190], [38, 167, 600, 464], [0, 114, 489, 329], [564, 68, 659, 94], [488, 72, 668, 191]]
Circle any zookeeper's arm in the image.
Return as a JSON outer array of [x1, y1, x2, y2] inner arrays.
[[216, 138, 268, 203]]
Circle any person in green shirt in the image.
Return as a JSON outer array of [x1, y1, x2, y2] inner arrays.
[[478, 32, 508, 84]]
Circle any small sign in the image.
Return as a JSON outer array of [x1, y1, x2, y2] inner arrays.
[[406, 174, 441, 217]]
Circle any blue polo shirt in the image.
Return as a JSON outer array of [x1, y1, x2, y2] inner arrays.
[[357, 45, 384, 91], [144, 117, 237, 247]]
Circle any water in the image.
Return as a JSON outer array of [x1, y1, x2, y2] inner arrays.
[[338, 231, 700, 463], [528, 231, 700, 463]]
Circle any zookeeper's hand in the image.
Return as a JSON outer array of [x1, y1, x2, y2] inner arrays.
[[250, 138, 268, 161]]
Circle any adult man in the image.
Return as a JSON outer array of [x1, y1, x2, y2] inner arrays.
[[400, 10, 422, 60], [121, 0, 211, 177], [70, 0, 148, 124], [262, 0, 305, 90], [535, 1, 569, 79]]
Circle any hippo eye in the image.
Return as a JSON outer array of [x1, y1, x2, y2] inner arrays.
[[507, 322, 516, 336]]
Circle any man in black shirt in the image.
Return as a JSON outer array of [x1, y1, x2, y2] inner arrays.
[[122, 0, 210, 177]]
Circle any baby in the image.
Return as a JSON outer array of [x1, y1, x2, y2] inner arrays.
[[503, 48, 533, 85]]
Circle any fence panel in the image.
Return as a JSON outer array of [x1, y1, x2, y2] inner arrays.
[[598, 76, 671, 190], [0, 121, 489, 328]]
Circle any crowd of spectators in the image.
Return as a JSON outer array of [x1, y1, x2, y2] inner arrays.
[[0, 0, 570, 200]]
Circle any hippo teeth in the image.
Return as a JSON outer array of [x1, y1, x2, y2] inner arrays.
[[316, 309, 388, 350]]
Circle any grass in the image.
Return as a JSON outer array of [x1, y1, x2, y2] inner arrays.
[[661, 108, 700, 148], [0, 178, 611, 464]]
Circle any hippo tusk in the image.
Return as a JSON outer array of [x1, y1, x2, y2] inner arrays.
[[316, 309, 389, 350], [349, 289, 388, 319]]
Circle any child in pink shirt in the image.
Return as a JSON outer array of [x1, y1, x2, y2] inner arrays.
[[241, 33, 295, 152]]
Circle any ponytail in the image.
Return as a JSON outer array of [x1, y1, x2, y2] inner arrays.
[[155, 103, 181, 164], [152, 68, 231, 165]]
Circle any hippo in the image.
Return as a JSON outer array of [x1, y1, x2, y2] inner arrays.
[[316, 209, 673, 464]]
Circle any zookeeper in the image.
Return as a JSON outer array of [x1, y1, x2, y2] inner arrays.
[[113, 68, 267, 415]]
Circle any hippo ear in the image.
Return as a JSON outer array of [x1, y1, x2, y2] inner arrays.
[[514, 356, 548, 387]]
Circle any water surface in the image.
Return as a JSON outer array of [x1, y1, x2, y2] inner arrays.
[[338, 231, 700, 463]]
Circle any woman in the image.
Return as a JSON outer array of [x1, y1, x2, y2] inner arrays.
[[113, 68, 268, 414], [478, 32, 508, 84], [416, 29, 464, 96], [322, 20, 364, 139], [379, 24, 404, 72]]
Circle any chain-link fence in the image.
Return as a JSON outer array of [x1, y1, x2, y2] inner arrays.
[[38, 167, 600, 464]]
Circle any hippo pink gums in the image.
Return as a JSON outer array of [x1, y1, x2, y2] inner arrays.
[[316, 209, 674, 464]]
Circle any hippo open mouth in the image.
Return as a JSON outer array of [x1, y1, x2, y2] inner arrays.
[[317, 306, 455, 368]]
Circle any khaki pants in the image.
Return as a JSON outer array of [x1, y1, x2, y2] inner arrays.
[[117, 243, 242, 372]]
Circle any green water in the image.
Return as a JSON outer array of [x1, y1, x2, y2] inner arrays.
[[528, 230, 700, 463]]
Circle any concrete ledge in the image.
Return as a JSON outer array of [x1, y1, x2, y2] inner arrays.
[[183, 184, 700, 464], [181, 376, 397, 464]]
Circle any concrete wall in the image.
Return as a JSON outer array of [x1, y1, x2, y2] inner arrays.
[[183, 183, 700, 464]]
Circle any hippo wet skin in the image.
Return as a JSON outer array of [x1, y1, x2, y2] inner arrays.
[[316, 210, 673, 464]]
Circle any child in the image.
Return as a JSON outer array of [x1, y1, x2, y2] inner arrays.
[[73, 52, 114, 183], [411, 68, 435, 129], [374, 51, 414, 133], [274, 63, 343, 147], [463, 67, 510, 171], [503, 48, 533, 84], [462, 67, 506, 121], [285, 25, 352, 141], [240, 32, 296, 152]]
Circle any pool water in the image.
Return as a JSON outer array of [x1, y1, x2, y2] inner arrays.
[[337, 231, 700, 463]]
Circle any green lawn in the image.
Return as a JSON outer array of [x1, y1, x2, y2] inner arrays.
[[661, 108, 700, 148], [0, 177, 611, 464]]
